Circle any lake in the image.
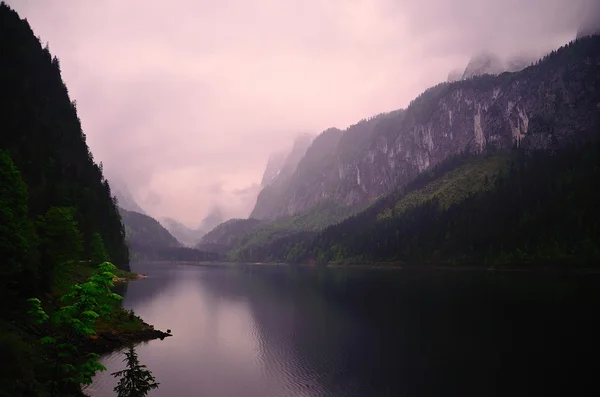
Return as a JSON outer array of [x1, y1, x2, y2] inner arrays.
[[86, 262, 600, 397]]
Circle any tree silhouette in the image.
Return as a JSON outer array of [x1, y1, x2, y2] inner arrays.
[[111, 346, 159, 397]]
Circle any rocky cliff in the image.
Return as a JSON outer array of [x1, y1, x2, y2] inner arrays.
[[261, 133, 313, 187], [251, 35, 600, 220]]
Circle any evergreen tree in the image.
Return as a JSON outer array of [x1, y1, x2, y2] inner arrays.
[[28, 262, 123, 396], [0, 150, 30, 294], [36, 206, 83, 290], [90, 232, 109, 265], [111, 346, 159, 397]]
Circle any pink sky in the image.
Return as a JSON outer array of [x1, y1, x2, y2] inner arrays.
[[7, 0, 592, 226]]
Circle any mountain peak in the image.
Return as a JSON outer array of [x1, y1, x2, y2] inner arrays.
[[461, 51, 505, 80]]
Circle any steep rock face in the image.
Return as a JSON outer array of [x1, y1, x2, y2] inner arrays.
[[261, 133, 313, 187], [251, 36, 600, 219], [261, 151, 287, 186], [251, 128, 343, 219]]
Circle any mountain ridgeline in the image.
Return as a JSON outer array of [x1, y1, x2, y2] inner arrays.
[[250, 36, 600, 221], [0, 4, 129, 273], [119, 208, 180, 249], [1, 4, 139, 395], [118, 208, 221, 261], [203, 34, 600, 266], [162, 207, 224, 246]]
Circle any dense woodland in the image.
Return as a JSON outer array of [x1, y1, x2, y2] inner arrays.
[[0, 4, 135, 396], [0, 5, 129, 272], [233, 141, 600, 266]]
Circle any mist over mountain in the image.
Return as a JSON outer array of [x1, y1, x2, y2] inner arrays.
[[246, 34, 600, 223], [161, 207, 225, 246], [576, 0, 600, 38], [111, 180, 147, 215]]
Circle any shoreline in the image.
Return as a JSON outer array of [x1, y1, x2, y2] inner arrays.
[[113, 273, 149, 283], [89, 273, 171, 354], [131, 260, 600, 274]]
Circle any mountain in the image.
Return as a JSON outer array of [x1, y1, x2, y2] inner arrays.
[[447, 69, 463, 82], [119, 208, 180, 249], [0, 3, 129, 272], [111, 181, 147, 215], [261, 133, 313, 187], [576, 0, 600, 38], [162, 207, 225, 246], [161, 217, 204, 247], [232, 140, 600, 266], [448, 52, 535, 83], [250, 35, 600, 221], [261, 151, 287, 186], [461, 51, 506, 80], [119, 208, 223, 261], [196, 218, 264, 254], [198, 207, 225, 233]]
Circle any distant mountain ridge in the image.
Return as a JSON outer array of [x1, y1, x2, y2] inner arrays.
[[249, 35, 600, 221], [260, 133, 313, 187], [119, 207, 180, 249], [162, 207, 225, 246], [111, 181, 147, 215]]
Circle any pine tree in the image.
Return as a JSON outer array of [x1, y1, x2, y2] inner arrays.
[[111, 346, 159, 397], [90, 232, 110, 265]]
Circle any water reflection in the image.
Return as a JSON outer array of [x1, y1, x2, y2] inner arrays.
[[87, 262, 600, 397]]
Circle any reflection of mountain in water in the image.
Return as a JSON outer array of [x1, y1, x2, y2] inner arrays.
[[197, 266, 600, 396], [106, 263, 600, 397]]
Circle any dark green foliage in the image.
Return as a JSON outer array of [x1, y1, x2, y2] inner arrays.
[[111, 346, 159, 397], [130, 244, 221, 261], [235, 141, 600, 266], [36, 207, 83, 290], [0, 149, 36, 300], [28, 262, 123, 395], [0, 4, 133, 396], [0, 332, 37, 397], [0, 3, 129, 270], [229, 201, 360, 261], [90, 232, 109, 265], [197, 218, 264, 253]]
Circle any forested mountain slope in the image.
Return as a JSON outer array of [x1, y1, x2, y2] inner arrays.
[[1, 3, 139, 395], [234, 141, 600, 266], [119, 208, 181, 249], [251, 35, 600, 221], [0, 3, 129, 271]]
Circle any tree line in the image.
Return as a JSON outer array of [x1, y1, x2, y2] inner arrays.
[[233, 141, 600, 267]]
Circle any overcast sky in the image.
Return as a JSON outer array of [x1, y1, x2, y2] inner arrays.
[[7, 0, 593, 226]]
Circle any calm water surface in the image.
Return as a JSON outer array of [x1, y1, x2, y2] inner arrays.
[[87, 262, 600, 397]]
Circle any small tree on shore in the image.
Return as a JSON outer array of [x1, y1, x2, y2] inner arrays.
[[91, 232, 110, 265], [111, 345, 159, 397], [28, 261, 123, 395]]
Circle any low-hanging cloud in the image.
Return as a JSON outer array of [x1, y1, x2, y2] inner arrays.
[[7, 0, 594, 226]]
